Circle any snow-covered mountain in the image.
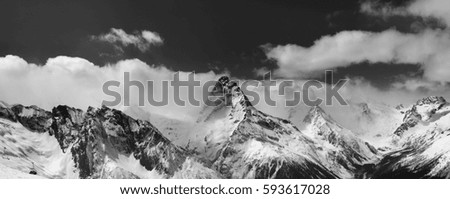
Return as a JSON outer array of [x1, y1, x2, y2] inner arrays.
[[302, 106, 378, 178], [0, 102, 217, 179], [128, 76, 341, 178], [283, 99, 403, 150], [2, 76, 450, 179], [201, 77, 338, 178], [366, 96, 450, 178]]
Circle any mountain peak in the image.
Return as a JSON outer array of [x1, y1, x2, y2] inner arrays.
[[210, 76, 252, 108], [303, 106, 334, 124], [302, 105, 378, 177], [217, 76, 230, 85]]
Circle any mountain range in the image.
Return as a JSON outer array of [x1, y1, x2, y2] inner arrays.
[[1, 77, 450, 179]]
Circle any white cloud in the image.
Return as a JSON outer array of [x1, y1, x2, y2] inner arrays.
[[91, 28, 163, 52], [141, 30, 164, 45], [361, 0, 450, 27], [264, 29, 450, 82], [360, 1, 406, 18]]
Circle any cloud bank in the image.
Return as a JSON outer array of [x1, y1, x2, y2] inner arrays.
[[264, 0, 450, 83], [264, 29, 450, 82], [0, 55, 221, 121], [2, 54, 450, 136]]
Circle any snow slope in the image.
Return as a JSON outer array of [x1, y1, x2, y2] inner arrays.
[[0, 118, 77, 178]]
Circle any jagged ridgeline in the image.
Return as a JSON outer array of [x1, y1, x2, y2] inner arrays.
[[1, 77, 450, 178], [0, 103, 193, 178]]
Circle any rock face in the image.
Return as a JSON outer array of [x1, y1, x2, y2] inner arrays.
[[9, 104, 52, 132], [0, 103, 188, 178], [49, 105, 85, 151], [50, 105, 187, 178]]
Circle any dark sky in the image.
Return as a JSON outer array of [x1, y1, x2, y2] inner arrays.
[[0, 0, 418, 87]]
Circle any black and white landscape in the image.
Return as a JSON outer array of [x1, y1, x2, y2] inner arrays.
[[1, 0, 450, 179], [1, 77, 450, 179]]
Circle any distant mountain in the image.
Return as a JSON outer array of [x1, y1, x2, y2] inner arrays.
[[285, 99, 403, 150]]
